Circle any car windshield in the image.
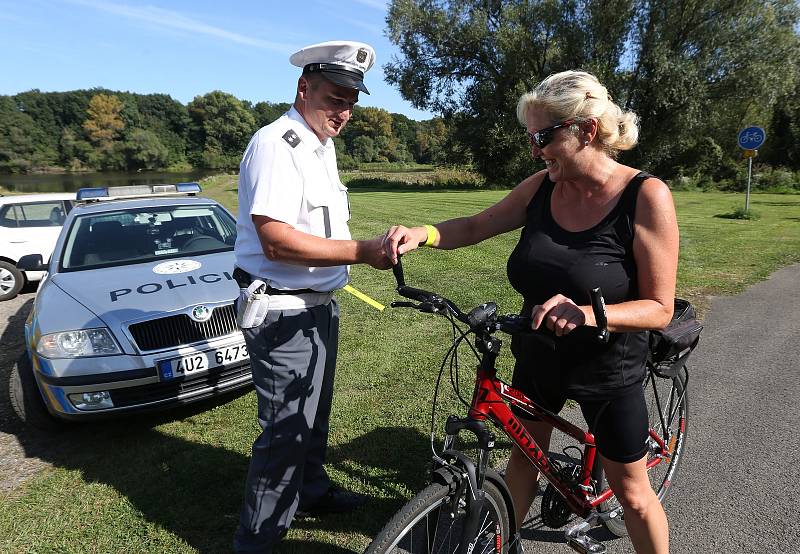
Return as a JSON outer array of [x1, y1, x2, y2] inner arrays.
[[60, 204, 236, 270]]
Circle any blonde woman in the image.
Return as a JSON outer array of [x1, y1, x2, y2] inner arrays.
[[385, 70, 679, 553]]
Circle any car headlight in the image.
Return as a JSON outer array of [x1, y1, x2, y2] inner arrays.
[[37, 328, 121, 358]]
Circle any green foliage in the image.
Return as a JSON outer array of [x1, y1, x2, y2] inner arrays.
[[386, 0, 800, 185], [187, 91, 256, 170], [352, 135, 378, 162], [717, 206, 761, 220], [341, 167, 485, 190], [123, 129, 170, 170], [252, 101, 291, 129]]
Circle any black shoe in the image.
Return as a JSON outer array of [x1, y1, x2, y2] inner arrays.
[[295, 485, 368, 518]]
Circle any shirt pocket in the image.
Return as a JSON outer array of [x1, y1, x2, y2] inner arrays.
[[337, 181, 351, 222], [305, 187, 333, 238]]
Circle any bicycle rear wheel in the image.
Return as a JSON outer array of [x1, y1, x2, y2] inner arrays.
[[597, 365, 689, 537], [365, 471, 512, 554]]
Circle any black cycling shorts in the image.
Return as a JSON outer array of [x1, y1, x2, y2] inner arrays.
[[510, 371, 649, 464]]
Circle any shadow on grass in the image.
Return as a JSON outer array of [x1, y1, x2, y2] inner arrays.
[[1, 300, 433, 552]]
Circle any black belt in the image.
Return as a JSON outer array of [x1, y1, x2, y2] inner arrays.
[[232, 267, 323, 295]]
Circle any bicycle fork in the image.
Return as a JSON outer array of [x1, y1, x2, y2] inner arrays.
[[438, 416, 524, 554]]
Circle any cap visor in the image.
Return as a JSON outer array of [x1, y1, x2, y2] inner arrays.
[[321, 70, 370, 94]]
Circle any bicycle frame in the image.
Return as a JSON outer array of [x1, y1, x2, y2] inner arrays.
[[453, 333, 672, 521]]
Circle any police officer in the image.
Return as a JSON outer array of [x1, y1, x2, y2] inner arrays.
[[232, 40, 390, 552]]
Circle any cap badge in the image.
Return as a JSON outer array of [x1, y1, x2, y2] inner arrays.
[[356, 48, 368, 63]]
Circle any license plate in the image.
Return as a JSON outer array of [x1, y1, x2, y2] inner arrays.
[[158, 342, 249, 380]]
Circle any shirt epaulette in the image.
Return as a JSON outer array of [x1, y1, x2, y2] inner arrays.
[[282, 130, 301, 148]]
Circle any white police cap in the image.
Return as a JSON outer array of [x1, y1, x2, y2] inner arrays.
[[290, 40, 376, 94]]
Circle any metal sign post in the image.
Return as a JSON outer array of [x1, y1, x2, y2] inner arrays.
[[738, 127, 766, 213]]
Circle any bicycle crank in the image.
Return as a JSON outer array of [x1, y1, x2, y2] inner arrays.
[[564, 514, 607, 554]]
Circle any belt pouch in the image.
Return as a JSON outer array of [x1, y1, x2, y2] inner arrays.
[[236, 279, 269, 328]]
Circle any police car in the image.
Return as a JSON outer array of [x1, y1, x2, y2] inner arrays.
[[11, 183, 251, 430]]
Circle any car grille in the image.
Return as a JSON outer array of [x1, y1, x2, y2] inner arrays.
[[128, 304, 238, 351], [109, 362, 251, 408]]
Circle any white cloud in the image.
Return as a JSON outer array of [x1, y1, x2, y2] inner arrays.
[[334, 13, 383, 36], [62, 0, 295, 52], [351, 0, 388, 9]]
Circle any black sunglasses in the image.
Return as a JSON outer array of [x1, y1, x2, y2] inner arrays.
[[526, 119, 575, 149]]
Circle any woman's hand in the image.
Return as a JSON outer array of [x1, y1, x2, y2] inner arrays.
[[531, 294, 591, 337], [382, 225, 429, 264]]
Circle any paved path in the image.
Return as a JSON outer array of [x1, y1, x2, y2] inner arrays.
[[519, 263, 800, 553]]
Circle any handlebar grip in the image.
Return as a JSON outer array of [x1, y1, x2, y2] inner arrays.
[[392, 257, 405, 288], [589, 287, 610, 343], [397, 285, 433, 303]]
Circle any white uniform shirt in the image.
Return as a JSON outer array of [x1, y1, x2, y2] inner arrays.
[[234, 107, 351, 291]]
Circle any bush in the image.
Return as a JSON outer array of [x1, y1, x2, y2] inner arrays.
[[752, 165, 800, 193], [717, 206, 761, 220], [342, 167, 485, 190], [337, 152, 358, 170]]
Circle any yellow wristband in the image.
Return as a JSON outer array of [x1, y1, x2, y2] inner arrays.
[[422, 224, 437, 247]]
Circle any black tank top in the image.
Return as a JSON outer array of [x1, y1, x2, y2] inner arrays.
[[506, 172, 652, 398]]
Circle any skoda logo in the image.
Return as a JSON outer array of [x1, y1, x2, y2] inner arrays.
[[190, 305, 212, 322]]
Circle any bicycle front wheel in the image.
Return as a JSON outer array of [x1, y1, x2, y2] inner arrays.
[[598, 365, 689, 537], [365, 474, 512, 554]]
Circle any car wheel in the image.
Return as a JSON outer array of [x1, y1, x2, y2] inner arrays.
[[9, 352, 64, 432], [0, 260, 25, 301]]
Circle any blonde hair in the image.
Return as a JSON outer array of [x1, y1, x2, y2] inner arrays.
[[516, 70, 639, 157]]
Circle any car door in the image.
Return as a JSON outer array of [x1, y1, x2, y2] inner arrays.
[[0, 200, 70, 262]]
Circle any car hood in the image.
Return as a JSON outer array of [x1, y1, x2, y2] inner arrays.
[[50, 253, 238, 330]]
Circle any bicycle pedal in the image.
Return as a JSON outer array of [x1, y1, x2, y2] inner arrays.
[[567, 535, 607, 554]]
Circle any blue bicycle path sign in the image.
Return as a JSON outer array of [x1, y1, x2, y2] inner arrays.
[[738, 126, 766, 150]]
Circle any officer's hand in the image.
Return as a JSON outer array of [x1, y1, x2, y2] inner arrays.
[[360, 236, 393, 270]]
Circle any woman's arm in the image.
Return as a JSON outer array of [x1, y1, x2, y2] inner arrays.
[[384, 171, 546, 263]]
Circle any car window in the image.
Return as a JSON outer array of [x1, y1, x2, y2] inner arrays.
[[60, 204, 237, 270], [0, 201, 68, 228]]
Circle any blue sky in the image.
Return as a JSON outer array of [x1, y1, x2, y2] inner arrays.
[[0, 0, 436, 120]]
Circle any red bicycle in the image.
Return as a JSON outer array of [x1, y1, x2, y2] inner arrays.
[[365, 260, 699, 554]]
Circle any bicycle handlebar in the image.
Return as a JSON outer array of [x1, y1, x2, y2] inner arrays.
[[391, 257, 610, 345]]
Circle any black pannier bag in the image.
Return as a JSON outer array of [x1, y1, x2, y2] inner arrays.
[[648, 299, 703, 378]]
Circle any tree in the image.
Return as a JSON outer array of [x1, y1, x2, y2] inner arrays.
[[386, 0, 800, 183], [0, 97, 39, 172], [623, 0, 800, 177], [130, 94, 191, 167], [188, 91, 256, 169], [83, 93, 125, 149], [124, 129, 170, 170], [352, 135, 378, 162], [252, 101, 292, 129], [349, 106, 394, 138]]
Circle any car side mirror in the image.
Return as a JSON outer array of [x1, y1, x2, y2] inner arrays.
[[17, 254, 46, 272]]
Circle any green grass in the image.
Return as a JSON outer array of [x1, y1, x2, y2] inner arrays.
[[2, 177, 800, 553]]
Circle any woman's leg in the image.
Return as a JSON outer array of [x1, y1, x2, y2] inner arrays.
[[503, 417, 554, 529], [600, 453, 669, 554]]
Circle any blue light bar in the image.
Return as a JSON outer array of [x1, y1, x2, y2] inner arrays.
[[76, 183, 203, 202], [76, 187, 109, 201], [176, 182, 201, 194]]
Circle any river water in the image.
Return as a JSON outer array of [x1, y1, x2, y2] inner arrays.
[[0, 170, 220, 193]]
